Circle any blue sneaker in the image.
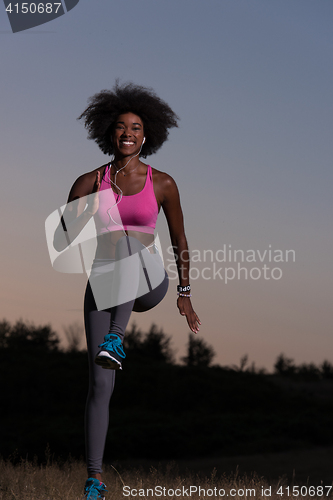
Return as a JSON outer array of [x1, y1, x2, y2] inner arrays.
[[84, 478, 107, 499], [95, 333, 126, 370]]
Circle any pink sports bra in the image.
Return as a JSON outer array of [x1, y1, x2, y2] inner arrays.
[[94, 164, 159, 235]]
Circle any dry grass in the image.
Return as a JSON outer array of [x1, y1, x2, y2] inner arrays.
[[1, 456, 332, 500]]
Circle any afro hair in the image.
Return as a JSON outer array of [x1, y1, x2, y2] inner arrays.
[[78, 81, 179, 157]]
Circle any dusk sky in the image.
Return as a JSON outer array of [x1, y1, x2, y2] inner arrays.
[[1, 0, 332, 370]]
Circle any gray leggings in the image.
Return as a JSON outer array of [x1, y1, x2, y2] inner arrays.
[[84, 236, 169, 475]]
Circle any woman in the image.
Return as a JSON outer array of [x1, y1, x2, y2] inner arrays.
[[54, 82, 200, 499]]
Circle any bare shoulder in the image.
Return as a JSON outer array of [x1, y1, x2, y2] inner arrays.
[[67, 164, 107, 202], [151, 166, 177, 185], [151, 166, 179, 204]]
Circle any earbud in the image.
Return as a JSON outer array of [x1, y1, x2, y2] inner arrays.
[[142, 137, 146, 145]]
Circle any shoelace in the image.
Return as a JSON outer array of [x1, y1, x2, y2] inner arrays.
[[84, 480, 107, 500], [98, 333, 126, 359]]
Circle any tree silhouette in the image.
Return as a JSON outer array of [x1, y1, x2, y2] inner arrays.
[[232, 354, 249, 372], [123, 322, 143, 350], [0, 319, 59, 351], [181, 333, 215, 367], [321, 360, 333, 379], [63, 322, 85, 352], [274, 353, 296, 376], [0, 320, 11, 348], [123, 322, 174, 363], [141, 324, 174, 363]]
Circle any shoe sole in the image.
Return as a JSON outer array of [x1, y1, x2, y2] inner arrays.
[[95, 351, 122, 370], [82, 496, 105, 500]]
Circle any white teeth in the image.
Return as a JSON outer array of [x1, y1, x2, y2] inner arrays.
[[121, 141, 134, 145]]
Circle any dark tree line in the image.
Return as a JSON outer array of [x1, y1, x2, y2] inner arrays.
[[274, 353, 333, 380], [0, 319, 59, 351], [1, 318, 333, 462], [3, 319, 332, 377], [0, 319, 216, 367]]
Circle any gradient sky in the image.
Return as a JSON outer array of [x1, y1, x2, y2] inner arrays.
[[1, 0, 332, 370]]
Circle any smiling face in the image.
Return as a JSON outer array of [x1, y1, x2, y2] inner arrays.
[[112, 112, 145, 157]]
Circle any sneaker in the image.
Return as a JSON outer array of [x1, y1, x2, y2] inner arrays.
[[84, 478, 107, 499], [95, 333, 126, 370]]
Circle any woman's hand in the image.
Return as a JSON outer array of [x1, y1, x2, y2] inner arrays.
[[177, 296, 201, 334], [158, 171, 201, 334], [86, 171, 101, 215]]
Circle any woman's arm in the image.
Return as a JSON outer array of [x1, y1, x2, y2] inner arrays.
[[160, 173, 201, 334], [53, 170, 101, 252]]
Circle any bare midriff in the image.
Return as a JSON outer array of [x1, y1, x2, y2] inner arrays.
[[95, 230, 156, 260]]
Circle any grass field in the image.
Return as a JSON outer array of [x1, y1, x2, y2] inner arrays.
[[1, 447, 333, 500]]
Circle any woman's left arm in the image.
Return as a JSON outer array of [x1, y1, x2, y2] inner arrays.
[[160, 173, 201, 334]]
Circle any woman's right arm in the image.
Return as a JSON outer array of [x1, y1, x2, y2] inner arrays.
[[53, 170, 100, 252]]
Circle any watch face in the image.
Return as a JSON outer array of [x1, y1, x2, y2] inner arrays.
[[4, 0, 80, 33]]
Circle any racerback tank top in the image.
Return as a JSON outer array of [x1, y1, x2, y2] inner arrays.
[[94, 164, 158, 235]]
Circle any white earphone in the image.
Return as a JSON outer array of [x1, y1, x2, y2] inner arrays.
[[106, 136, 146, 234]]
